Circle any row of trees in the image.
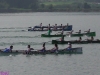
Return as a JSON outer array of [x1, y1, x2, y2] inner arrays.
[[0, 0, 100, 12], [0, 0, 38, 9]]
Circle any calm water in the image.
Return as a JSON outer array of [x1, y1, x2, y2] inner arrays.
[[0, 12, 100, 75]]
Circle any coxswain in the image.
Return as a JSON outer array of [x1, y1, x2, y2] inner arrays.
[[3, 45, 13, 52]]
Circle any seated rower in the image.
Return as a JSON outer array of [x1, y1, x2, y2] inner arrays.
[[60, 35, 64, 41], [78, 37, 82, 42], [66, 42, 72, 50], [53, 24, 57, 30], [60, 24, 64, 30], [89, 36, 94, 41], [38, 43, 46, 52], [3, 45, 13, 52], [48, 24, 51, 29], [84, 29, 90, 33], [67, 30, 73, 35], [57, 30, 64, 35], [50, 44, 58, 53], [40, 23, 42, 27], [66, 23, 69, 26], [25, 45, 34, 54], [76, 30, 81, 34], [86, 36, 94, 41], [61, 30, 64, 35]]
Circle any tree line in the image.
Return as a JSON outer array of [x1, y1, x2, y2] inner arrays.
[[0, 0, 100, 12]]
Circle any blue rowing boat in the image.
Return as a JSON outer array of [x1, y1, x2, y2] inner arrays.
[[28, 25, 72, 31], [0, 47, 82, 55]]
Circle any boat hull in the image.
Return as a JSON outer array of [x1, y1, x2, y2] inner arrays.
[[68, 32, 96, 37], [28, 25, 72, 31], [52, 40, 100, 44], [0, 47, 82, 55], [41, 34, 66, 37]]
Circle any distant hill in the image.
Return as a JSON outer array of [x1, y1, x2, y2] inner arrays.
[[39, 0, 100, 3]]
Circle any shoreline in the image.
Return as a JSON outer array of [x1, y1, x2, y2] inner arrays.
[[0, 9, 100, 13]]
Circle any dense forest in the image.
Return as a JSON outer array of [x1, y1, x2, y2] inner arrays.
[[0, 0, 100, 12]]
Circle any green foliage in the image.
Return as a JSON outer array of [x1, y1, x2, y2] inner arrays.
[[0, 0, 100, 12]]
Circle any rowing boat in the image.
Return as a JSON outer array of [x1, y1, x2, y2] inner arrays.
[[52, 40, 100, 44], [68, 32, 96, 37], [41, 34, 66, 37], [0, 47, 82, 55], [28, 25, 72, 31]]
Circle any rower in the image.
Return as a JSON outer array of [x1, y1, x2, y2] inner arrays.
[[67, 30, 73, 36], [40, 23, 43, 31], [86, 36, 94, 41], [78, 37, 82, 42], [25, 45, 34, 54], [48, 28, 52, 35], [61, 24, 64, 30], [48, 24, 50, 29], [3, 45, 13, 52], [40, 23, 42, 27], [76, 30, 81, 34], [50, 44, 58, 53], [60, 35, 64, 41], [61, 30, 64, 35], [85, 29, 90, 33], [66, 42, 72, 50], [38, 43, 46, 52], [58, 30, 64, 35], [54, 24, 57, 30], [90, 36, 94, 41]]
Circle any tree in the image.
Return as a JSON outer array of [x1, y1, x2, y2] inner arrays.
[[83, 2, 91, 9], [41, 4, 45, 8], [48, 4, 53, 10]]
